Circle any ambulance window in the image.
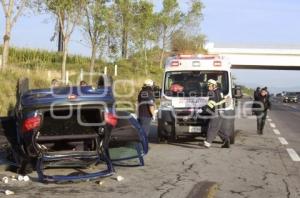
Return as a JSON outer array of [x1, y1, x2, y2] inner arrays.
[[164, 71, 229, 97]]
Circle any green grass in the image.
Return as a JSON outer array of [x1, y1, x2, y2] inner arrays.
[[241, 86, 254, 96], [0, 46, 102, 71], [0, 66, 61, 115], [0, 47, 164, 116]]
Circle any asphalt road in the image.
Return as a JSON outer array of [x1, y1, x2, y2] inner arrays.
[[0, 98, 299, 198], [269, 97, 300, 155]]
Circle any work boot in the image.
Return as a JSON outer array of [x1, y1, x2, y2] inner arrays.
[[257, 130, 263, 135], [221, 139, 230, 148], [203, 141, 211, 148]]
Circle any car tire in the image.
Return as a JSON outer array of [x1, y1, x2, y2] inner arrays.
[[0, 117, 17, 146]]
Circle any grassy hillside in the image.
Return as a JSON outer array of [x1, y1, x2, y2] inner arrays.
[[0, 67, 61, 115], [0, 47, 163, 116]]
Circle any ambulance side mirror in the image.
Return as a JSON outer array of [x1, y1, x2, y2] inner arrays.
[[153, 86, 161, 99], [233, 86, 243, 99]]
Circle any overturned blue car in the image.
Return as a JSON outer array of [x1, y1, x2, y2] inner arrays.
[[1, 76, 148, 183]]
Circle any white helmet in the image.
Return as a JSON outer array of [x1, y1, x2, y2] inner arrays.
[[207, 79, 217, 86], [144, 79, 154, 87]]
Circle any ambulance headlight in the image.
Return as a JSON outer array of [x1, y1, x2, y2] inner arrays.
[[160, 97, 172, 109]]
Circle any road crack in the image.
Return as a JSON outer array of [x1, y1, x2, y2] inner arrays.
[[230, 184, 265, 198], [282, 179, 291, 198], [158, 156, 195, 198], [262, 171, 278, 181]]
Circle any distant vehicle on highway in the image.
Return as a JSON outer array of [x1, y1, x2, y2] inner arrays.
[[157, 54, 239, 144], [283, 92, 298, 103]]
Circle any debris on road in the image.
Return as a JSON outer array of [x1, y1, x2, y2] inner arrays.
[[97, 181, 104, 186], [1, 175, 30, 183], [116, 176, 124, 182], [23, 176, 30, 182], [4, 190, 14, 195], [17, 175, 24, 181], [2, 177, 8, 184]]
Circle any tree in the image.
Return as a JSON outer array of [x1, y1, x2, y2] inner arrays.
[[1, 0, 30, 69], [44, 0, 86, 82], [131, 0, 156, 75], [114, 0, 134, 59], [157, 0, 204, 67], [171, 30, 206, 54], [157, 0, 182, 68], [183, 0, 203, 33], [83, 0, 110, 74], [171, 0, 205, 54]]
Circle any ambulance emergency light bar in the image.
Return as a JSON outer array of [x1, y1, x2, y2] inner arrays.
[[168, 54, 223, 67]]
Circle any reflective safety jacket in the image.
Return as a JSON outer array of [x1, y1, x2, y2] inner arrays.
[[206, 88, 226, 112]]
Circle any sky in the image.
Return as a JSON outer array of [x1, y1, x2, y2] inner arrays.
[[1, 0, 300, 93]]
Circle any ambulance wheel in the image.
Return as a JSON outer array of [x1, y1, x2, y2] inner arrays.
[[157, 122, 167, 143], [229, 123, 235, 144]]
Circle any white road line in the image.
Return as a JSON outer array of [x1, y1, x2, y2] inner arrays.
[[269, 123, 276, 128], [273, 129, 281, 135], [286, 148, 300, 162], [267, 119, 272, 122], [267, 116, 270, 119], [278, 137, 289, 145]]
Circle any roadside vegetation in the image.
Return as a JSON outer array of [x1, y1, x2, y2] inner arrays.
[[241, 86, 255, 97], [0, 0, 205, 116], [0, 48, 164, 115], [0, 66, 60, 115]]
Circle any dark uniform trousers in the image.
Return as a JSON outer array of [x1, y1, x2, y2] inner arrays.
[[206, 111, 229, 143], [256, 110, 267, 131]]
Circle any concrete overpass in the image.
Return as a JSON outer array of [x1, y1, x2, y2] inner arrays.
[[205, 44, 300, 70]]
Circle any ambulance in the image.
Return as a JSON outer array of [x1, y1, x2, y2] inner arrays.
[[157, 54, 238, 143]]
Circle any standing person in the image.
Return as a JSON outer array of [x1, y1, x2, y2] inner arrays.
[[202, 79, 230, 148], [252, 87, 261, 115], [254, 87, 260, 100], [263, 86, 270, 100], [51, 79, 60, 87], [253, 88, 271, 134], [80, 80, 88, 86], [137, 79, 155, 137]]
